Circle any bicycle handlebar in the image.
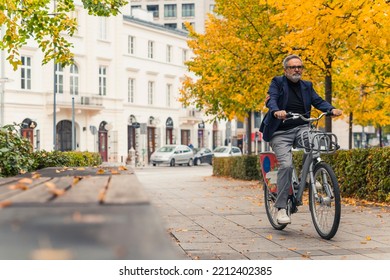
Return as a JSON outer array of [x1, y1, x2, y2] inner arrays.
[[284, 111, 333, 123]]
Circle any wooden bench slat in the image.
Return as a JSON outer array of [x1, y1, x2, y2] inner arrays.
[[103, 174, 149, 204], [6, 177, 75, 204], [0, 177, 52, 202], [52, 176, 109, 204]]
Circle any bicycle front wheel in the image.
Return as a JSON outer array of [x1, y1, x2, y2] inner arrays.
[[309, 162, 341, 240], [264, 183, 287, 230]]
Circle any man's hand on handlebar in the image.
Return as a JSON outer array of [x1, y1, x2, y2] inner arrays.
[[331, 109, 342, 116], [273, 110, 287, 120]]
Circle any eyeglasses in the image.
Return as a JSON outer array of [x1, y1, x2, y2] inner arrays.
[[286, 65, 304, 70]]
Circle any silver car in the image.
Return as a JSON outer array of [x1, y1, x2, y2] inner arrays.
[[150, 145, 194, 167], [213, 145, 242, 157]]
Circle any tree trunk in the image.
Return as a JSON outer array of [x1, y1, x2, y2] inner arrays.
[[325, 70, 332, 133], [349, 112, 353, 149], [247, 111, 252, 155]]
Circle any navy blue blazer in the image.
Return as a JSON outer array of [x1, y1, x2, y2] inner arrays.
[[259, 75, 334, 142]]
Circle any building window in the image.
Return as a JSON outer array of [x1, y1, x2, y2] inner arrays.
[[148, 81, 154, 105], [70, 64, 79, 95], [128, 35, 135, 55], [182, 22, 195, 31], [55, 63, 64, 94], [166, 45, 172, 63], [128, 78, 135, 103], [131, 5, 141, 15], [165, 23, 177, 29], [164, 4, 177, 18], [99, 17, 107, 40], [148, 40, 154, 59], [147, 5, 159, 18], [210, 4, 216, 14], [99, 66, 107, 96], [21, 56, 31, 90], [182, 49, 188, 64], [166, 84, 172, 107], [70, 9, 80, 34], [182, 3, 195, 17]]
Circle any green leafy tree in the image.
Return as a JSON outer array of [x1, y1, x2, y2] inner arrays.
[[0, 0, 128, 69]]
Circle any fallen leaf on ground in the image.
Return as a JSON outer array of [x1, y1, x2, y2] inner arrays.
[[0, 200, 12, 208], [48, 189, 65, 196], [72, 176, 82, 185], [9, 183, 29, 190], [32, 173, 41, 179], [18, 178, 33, 184], [96, 169, 105, 174], [44, 182, 57, 189]]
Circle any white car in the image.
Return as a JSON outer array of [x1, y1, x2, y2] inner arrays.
[[150, 145, 194, 167], [213, 146, 242, 157]]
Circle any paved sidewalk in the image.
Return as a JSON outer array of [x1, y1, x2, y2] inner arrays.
[[134, 165, 390, 260]]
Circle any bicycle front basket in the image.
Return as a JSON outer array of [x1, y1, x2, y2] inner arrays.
[[311, 133, 339, 153]]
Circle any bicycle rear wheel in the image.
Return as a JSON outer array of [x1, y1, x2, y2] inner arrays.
[[309, 162, 341, 240], [264, 183, 287, 230]]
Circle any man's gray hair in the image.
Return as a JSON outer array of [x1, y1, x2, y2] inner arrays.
[[283, 55, 303, 69]]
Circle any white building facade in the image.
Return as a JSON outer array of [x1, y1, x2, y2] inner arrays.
[[0, 5, 226, 164], [127, 0, 216, 33]]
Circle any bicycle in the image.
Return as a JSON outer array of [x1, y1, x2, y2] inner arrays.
[[259, 111, 341, 240]]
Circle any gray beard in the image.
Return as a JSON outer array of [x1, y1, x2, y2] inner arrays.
[[287, 74, 301, 83]]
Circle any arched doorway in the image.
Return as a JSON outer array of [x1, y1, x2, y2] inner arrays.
[[57, 120, 73, 151], [166, 117, 174, 144], [21, 118, 37, 150], [98, 121, 108, 162]]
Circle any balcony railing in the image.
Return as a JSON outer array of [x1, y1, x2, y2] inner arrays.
[[46, 91, 104, 108]]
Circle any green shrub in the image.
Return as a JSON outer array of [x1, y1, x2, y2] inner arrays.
[[0, 124, 35, 177], [213, 147, 390, 203], [32, 150, 102, 170], [0, 124, 102, 177], [213, 155, 260, 181]]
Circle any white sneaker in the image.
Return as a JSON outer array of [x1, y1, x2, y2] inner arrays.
[[276, 209, 291, 224]]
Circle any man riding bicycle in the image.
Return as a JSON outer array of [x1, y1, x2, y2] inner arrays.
[[259, 54, 342, 225]]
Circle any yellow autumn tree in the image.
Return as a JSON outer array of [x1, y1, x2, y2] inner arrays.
[[180, 0, 285, 121], [269, 0, 389, 132], [181, 0, 389, 142]]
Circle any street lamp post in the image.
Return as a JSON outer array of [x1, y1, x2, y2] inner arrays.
[[0, 25, 13, 127], [52, 0, 57, 150]]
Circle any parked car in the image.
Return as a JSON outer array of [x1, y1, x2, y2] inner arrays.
[[193, 147, 213, 165], [150, 145, 194, 167], [213, 146, 242, 158]]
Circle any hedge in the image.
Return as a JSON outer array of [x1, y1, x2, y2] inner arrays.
[[1, 123, 102, 177], [213, 147, 390, 203]]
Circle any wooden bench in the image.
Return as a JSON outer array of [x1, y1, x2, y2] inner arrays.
[[0, 166, 182, 260]]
